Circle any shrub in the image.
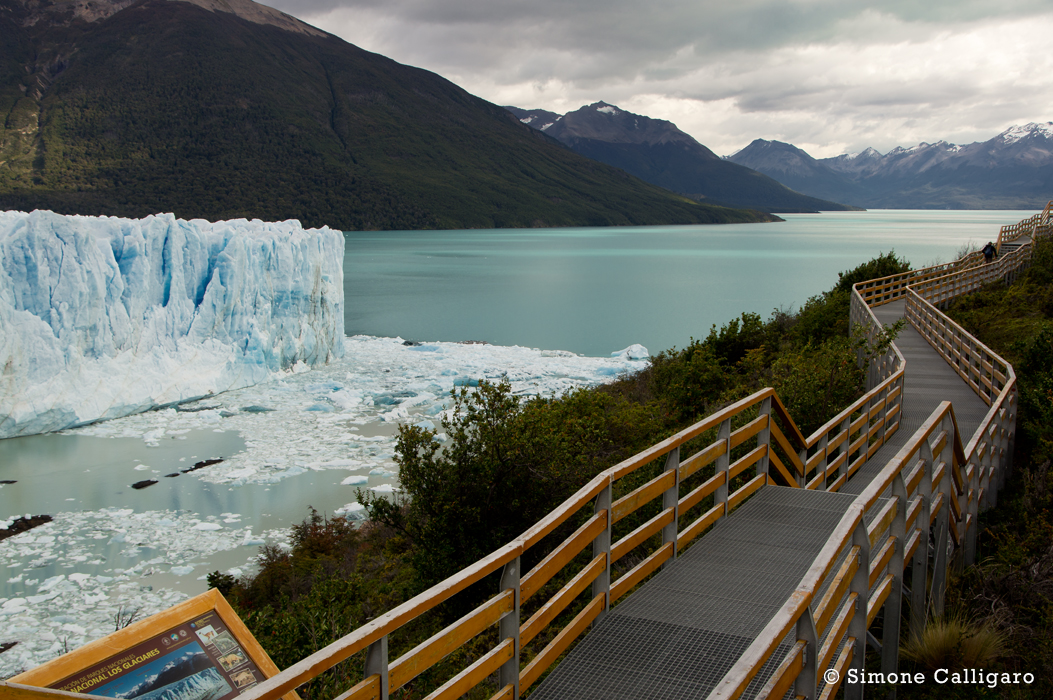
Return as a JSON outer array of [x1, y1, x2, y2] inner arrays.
[[902, 614, 1005, 672]]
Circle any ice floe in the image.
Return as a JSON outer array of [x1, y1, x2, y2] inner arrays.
[[1, 334, 648, 675]]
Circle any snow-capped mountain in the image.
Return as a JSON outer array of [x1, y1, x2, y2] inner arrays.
[[507, 103, 856, 212], [727, 122, 1053, 209]]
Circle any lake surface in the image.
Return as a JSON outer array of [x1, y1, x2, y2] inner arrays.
[[344, 210, 1033, 357], [0, 208, 1041, 674]]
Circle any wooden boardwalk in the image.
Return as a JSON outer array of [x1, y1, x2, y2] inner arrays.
[[529, 300, 992, 699]]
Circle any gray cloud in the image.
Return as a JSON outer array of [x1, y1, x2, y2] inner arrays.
[[268, 0, 1053, 156]]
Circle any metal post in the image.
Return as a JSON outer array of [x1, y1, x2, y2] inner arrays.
[[882, 474, 907, 675], [499, 557, 521, 698], [757, 397, 772, 479], [715, 419, 732, 514], [815, 434, 828, 490], [839, 415, 852, 484], [662, 447, 680, 569], [364, 635, 389, 700], [931, 417, 953, 619], [592, 481, 612, 623], [795, 608, 819, 700], [846, 520, 871, 700], [911, 432, 933, 638], [965, 456, 979, 566]]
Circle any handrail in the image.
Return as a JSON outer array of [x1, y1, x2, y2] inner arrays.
[[710, 203, 1050, 700]]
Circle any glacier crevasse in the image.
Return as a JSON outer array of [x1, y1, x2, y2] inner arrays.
[[0, 210, 344, 438]]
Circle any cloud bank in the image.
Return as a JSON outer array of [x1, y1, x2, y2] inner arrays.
[[274, 0, 1053, 157]]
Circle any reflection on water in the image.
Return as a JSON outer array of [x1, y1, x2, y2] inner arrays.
[[0, 428, 397, 600], [0, 430, 247, 516]]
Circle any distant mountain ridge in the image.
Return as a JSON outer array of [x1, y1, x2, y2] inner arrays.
[[727, 123, 1053, 209], [0, 0, 772, 229], [507, 102, 858, 213]]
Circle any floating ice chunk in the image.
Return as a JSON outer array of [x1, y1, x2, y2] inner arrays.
[[192, 522, 222, 531], [341, 475, 369, 486], [611, 344, 649, 360], [170, 565, 195, 576], [335, 502, 365, 517], [370, 484, 399, 493]]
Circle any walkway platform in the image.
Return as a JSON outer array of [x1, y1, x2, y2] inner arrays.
[[530, 299, 992, 698], [529, 487, 857, 700]]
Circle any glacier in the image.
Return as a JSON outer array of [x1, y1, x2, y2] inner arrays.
[[0, 210, 344, 439]]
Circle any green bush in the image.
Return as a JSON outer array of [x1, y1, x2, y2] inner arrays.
[[362, 381, 665, 592]]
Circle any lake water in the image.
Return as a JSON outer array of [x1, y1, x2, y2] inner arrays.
[[344, 210, 1033, 357], [0, 208, 1041, 674]]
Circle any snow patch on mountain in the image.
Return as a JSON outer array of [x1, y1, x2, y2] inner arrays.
[[999, 122, 1053, 145]]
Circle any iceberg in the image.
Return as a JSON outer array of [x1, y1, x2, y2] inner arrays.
[[0, 210, 344, 438]]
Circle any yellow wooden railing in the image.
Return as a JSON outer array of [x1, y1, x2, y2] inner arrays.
[[710, 203, 1052, 700], [996, 199, 1052, 253], [10, 205, 1048, 700]]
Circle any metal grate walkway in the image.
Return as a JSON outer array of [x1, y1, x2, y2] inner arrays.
[[530, 299, 992, 699], [528, 487, 857, 699]]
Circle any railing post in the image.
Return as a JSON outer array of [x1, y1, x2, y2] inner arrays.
[[715, 418, 732, 514], [814, 434, 828, 490], [799, 444, 810, 488], [965, 455, 980, 566], [931, 417, 953, 619], [911, 432, 934, 638], [662, 446, 680, 569], [498, 557, 521, 698], [795, 608, 819, 700], [364, 635, 389, 700], [882, 474, 907, 675], [592, 480, 612, 622], [839, 414, 852, 485], [757, 397, 772, 479], [846, 520, 871, 700], [877, 384, 889, 446]]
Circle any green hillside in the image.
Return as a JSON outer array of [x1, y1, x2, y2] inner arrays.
[[0, 0, 772, 229]]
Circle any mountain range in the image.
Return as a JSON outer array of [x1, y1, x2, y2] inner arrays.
[[507, 103, 856, 213], [727, 124, 1053, 209], [0, 0, 774, 229]]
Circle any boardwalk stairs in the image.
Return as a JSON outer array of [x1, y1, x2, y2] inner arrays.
[[6, 201, 1053, 700]]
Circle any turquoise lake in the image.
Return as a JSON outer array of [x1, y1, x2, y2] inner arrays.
[[343, 209, 1035, 358]]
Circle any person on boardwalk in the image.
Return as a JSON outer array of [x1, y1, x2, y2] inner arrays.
[[983, 241, 997, 263]]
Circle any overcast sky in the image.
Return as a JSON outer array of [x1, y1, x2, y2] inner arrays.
[[271, 0, 1053, 158]]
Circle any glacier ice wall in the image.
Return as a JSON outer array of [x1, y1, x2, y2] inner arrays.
[[0, 210, 344, 438]]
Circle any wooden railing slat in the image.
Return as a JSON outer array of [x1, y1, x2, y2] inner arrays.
[[389, 590, 514, 691], [520, 554, 606, 647], [422, 639, 513, 700], [521, 511, 607, 602], [519, 594, 605, 692]]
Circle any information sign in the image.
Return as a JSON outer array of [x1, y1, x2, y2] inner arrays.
[[8, 589, 297, 700]]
